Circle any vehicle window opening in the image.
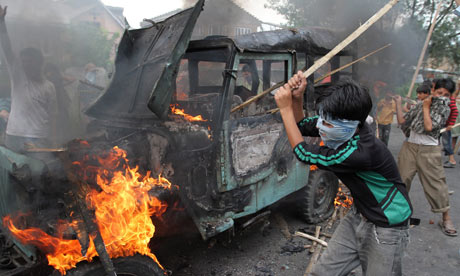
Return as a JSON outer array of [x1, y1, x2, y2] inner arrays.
[[234, 58, 288, 118]]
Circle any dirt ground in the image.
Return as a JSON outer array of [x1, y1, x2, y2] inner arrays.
[[153, 122, 460, 276]]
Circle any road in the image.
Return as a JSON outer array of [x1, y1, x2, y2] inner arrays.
[[154, 122, 460, 276]]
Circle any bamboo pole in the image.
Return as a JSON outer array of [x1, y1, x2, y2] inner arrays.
[[301, 0, 398, 80], [267, 44, 392, 114], [406, 3, 442, 98], [440, 122, 460, 134], [232, 44, 391, 114], [294, 231, 328, 247], [231, 0, 399, 113], [314, 43, 391, 84]]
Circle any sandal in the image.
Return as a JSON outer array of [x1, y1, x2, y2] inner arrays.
[[439, 220, 458, 237]]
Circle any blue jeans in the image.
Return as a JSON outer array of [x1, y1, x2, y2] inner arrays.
[[310, 206, 409, 276], [378, 124, 391, 146], [442, 131, 453, 156]]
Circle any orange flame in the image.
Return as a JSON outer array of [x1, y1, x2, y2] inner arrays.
[[334, 187, 353, 208], [170, 104, 207, 122], [3, 146, 171, 274]]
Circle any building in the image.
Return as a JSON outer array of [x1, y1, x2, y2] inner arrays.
[[143, 0, 262, 39], [0, 0, 125, 65]]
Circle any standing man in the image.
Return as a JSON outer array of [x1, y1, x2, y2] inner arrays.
[[0, 5, 57, 152], [395, 78, 457, 237], [275, 72, 412, 275], [376, 89, 396, 146], [441, 80, 458, 168]]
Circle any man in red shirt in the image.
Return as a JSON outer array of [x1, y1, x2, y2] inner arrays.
[[441, 79, 458, 168]]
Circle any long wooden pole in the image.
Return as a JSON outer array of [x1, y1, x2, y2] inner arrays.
[[256, 44, 393, 114], [314, 43, 391, 84], [406, 3, 442, 98], [231, 0, 400, 113], [440, 122, 460, 134]]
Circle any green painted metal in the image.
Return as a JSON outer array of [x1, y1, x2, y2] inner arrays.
[[0, 146, 45, 260], [213, 51, 308, 219]]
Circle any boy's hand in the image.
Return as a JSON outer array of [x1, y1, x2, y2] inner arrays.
[[393, 95, 402, 105], [288, 71, 307, 101], [0, 6, 7, 21], [275, 83, 293, 110], [423, 95, 432, 108]]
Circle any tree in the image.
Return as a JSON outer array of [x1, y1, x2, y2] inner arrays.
[[266, 0, 459, 71], [401, 0, 459, 68], [62, 22, 119, 69]]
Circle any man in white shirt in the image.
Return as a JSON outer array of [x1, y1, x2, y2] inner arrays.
[[394, 79, 457, 236], [0, 5, 57, 152]]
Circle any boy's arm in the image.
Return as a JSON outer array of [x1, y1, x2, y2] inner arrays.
[[447, 101, 458, 130], [393, 96, 406, 124], [422, 96, 433, 132], [0, 6, 15, 67], [275, 84, 304, 148], [288, 71, 307, 123]]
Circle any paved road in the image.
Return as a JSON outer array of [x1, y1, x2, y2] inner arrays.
[[156, 122, 460, 276], [386, 123, 460, 276]]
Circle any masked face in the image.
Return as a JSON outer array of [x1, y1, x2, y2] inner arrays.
[[316, 111, 360, 150]]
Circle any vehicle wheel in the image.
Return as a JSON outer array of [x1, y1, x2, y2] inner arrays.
[[297, 169, 339, 224], [66, 254, 164, 276]]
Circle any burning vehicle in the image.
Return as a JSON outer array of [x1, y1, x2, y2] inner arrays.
[[0, 0, 358, 275]]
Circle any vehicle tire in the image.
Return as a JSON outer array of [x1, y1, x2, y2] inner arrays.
[[297, 169, 339, 224], [65, 254, 164, 276]]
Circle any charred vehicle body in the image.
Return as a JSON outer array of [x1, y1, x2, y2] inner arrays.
[[0, 1, 358, 275]]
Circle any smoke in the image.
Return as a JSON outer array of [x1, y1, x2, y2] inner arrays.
[[180, 0, 424, 90], [182, 0, 198, 9], [269, 0, 424, 89]]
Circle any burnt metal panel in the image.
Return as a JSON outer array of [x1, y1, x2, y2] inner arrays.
[[86, 0, 204, 122], [0, 147, 44, 260], [233, 28, 353, 56]]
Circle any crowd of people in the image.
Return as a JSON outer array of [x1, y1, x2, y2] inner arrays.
[[1, 2, 459, 275], [275, 71, 458, 275], [0, 5, 108, 151]]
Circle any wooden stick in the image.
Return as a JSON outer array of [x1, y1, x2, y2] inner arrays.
[[326, 208, 338, 231], [314, 43, 391, 84], [294, 231, 328, 247], [304, 236, 326, 276], [274, 212, 292, 240], [401, 96, 417, 105], [310, 226, 321, 253], [264, 44, 394, 114], [302, 0, 399, 80], [440, 122, 460, 134], [454, 139, 460, 155], [299, 229, 333, 239], [231, 0, 399, 113], [406, 3, 442, 98]]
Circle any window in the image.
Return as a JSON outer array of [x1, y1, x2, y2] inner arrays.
[[175, 60, 190, 100], [233, 58, 288, 118], [235, 27, 251, 36]]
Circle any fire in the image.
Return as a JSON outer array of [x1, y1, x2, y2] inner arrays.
[[170, 104, 207, 122], [334, 187, 353, 208], [3, 146, 171, 274]]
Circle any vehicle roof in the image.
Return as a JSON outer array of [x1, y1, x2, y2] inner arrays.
[[188, 27, 354, 56]]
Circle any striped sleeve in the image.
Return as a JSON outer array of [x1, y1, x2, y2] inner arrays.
[[297, 116, 320, 137], [446, 98, 458, 126], [293, 135, 361, 173]]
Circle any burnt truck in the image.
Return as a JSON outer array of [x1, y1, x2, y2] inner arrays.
[[0, 0, 358, 275]]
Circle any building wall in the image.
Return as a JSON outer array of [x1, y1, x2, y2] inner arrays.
[[191, 0, 261, 39], [72, 6, 124, 38]]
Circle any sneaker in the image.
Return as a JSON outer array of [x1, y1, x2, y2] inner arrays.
[[443, 162, 456, 168]]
